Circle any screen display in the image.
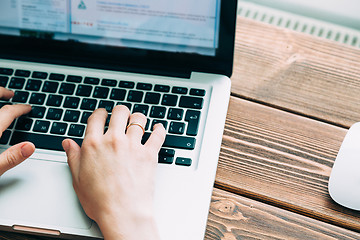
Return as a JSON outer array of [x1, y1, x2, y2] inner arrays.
[[0, 0, 221, 56]]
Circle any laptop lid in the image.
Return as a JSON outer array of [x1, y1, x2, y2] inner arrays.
[[0, 0, 237, 78]]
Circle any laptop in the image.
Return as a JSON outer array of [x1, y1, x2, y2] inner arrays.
[[0, 1, 237, 239]]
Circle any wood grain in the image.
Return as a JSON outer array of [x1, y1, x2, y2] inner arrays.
[[205, 188, 360, 240], [215, 96, 360, 232], [231, 17, 360, 128]]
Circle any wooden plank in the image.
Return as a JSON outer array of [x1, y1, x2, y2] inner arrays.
[[231, 17, 360, 128], [215, 96, 360, 232], [205, 188, 360, 240]]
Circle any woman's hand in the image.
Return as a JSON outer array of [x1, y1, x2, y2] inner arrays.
[[62, 105, 166, 240], [0, 87, 35, 176]]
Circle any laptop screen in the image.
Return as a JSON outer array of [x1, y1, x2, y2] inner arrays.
[[0, 0, 221, 56], [0, 0, 237, 78]]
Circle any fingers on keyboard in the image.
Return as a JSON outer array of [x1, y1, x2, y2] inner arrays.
[[0, 67, 206, 167]]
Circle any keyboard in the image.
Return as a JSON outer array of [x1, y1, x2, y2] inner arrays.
[[0, 66, 207, 167]]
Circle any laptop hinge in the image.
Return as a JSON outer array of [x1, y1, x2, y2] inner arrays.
[[0, 54, 192, 79]]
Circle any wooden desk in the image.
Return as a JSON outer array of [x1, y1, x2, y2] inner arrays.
[[1, 17, 360, 239]]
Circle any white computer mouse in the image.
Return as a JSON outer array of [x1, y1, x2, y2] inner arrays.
[[329, 122, 360, 211]]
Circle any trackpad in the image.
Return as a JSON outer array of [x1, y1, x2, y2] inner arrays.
[[0, 159, 91, 230]]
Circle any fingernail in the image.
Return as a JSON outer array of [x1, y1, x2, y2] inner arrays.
[[21, 143, 34, 158], [62, 140, 70, 152], [155, 123, 164, 129]]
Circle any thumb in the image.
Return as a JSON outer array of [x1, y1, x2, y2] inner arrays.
[[0, 142, 35, 176], [62, 139, 81, 177]]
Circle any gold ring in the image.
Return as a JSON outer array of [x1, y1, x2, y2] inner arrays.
[[126, 122, 145, 135]]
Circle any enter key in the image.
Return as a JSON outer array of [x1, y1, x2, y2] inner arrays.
[[185, 110, 201, 136]]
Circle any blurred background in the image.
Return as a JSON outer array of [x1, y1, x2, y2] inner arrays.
[[237, 0, 360, 48]]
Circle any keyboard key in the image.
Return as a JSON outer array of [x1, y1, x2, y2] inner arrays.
[[30, 106, 46, 118], [144, 92, 160, 104], [66, 75, 82, 83], [93, 87, 109, 99], [10, 131, 83, 151], [159, 148, 175, 157], [0, 130, 11, 144], [167, 108, 184, 120], [103, 126, 108, 134], [64, 110, 81, 122], [154, 84, 170, 93], [15, 117, 33, 131], [0, 76, 8, 87], [80, 98, 97, 111], [63, 96, 80, 109], [76, 84, 92, 97], [127, 90, 143, 103], [190, 88, 206, 96], [133, 104, 149, 116], [84, 77, 100, 85], [150, 106, 166, 119], [50, 122, 68, 135], [0, 67, 14, 75], [101, 79, 117, 87], [9, 77, 25, 89], [8, 120, 15, 129], [169, 122, 185, 135], [68, 124, 85, 137], [29, 93, 46, 105], [98, 100, 114, 112], [15, 69, 31, 77], [25, 79, 42, 91], [110, 89, 126, 101], [145, 118, 150, 131], [136, 82, 152, 91], [59, 83, 76, 95], [46, 95, 63, 107], [42, 81, 59, 93], [172, 87, 188, 94], [161, 94, 178, 106], [175, 157, 192, 166], [49, 73, 65, 81], [151, 120, 168, 130], [32, 71, 48, 79], [0, 102, 11, 108], [106, 114, 111, 126], [12, 91, 29, 103], [142, 133, 196, 150], [46, 108, 63, 120], [80, 111, 92, 124], [119, 81, 135, 88], [179, 96, 203, 109], [33, 120, 50, 133], [158, 156, 174, 164], [185, 110, 201, 136]]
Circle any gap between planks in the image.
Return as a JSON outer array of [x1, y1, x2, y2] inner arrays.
[[214, 96, 360, 233]]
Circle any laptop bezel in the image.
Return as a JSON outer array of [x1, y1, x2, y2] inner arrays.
[[0, 0, 237, 78]]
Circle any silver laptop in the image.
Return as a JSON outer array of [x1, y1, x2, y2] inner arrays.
[[0, 1, 237, 239]]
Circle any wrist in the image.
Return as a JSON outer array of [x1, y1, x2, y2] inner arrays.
[[96, 209, 160, 240]]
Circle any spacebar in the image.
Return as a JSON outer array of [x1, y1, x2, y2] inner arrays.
[[10, 131, 83, 152]]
